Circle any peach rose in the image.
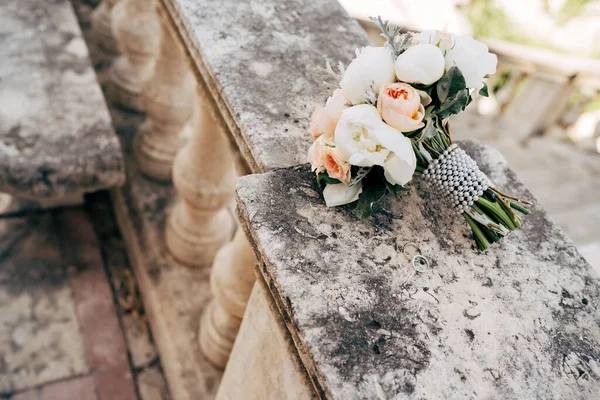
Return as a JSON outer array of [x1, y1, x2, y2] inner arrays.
[[309, 89, 348, 140], [377, 83, 425, 133], [308, 137, 351, 184]]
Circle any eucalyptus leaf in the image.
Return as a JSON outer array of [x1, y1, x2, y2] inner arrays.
[[436, 66, 466, 104]]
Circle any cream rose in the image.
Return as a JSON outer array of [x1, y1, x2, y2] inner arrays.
[[334, 105, 416, 186], [394, 44, 445, 86], [308, 136, 351, 185], [309, 89, 348, 140], [339, 46, 395, 105], [377, 83, 425, 133]]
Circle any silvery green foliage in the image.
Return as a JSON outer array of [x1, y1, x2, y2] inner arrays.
[[348, 166, 372, 188], [318, 60, 346, 90], [370, 16, 413, 57], [361, 81, 378, 106]]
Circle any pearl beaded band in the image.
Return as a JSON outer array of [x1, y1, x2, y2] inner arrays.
[[423, 144, 491, 213]]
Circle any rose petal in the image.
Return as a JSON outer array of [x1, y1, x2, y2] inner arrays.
[[323, 182, 363, 207]]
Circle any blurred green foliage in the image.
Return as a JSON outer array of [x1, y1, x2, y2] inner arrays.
[[557, 0, 595, 24], [462, 0, 564, 52]]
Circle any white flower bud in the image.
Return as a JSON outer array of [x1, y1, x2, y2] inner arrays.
[[394, 44, 445, 85]]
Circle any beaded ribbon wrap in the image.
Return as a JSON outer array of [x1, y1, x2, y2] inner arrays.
[[423, 144, 491, 214]]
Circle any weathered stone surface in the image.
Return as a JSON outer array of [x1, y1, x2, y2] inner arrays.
[[11, 375, 97, 400], [236, 140, 600, 399], [138, 366, 170, 400], [0, 215, 88, 394], [0, 0, 124, 200], [162, 0, 369, 172]]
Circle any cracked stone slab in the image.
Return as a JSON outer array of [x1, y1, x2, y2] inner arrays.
[[162, 0, 369, 172], [0, 214, 88, 394], [0, 0, 124, 200], [236, 140, 600, 399]]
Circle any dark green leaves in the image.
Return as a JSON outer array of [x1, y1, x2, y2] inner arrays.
[[436, 66, 466, 104], [479, 82, 489, 97], [436, 89, 471, 119], [352, 174, 387, 219], [434, 66, 472, 119], [351, 167, 407, 219], [316, 173, 340, 189]]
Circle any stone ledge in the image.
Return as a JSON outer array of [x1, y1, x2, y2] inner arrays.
[[236, 140, 600, 399], [161, 0, 368, 172], [0, 0, 124, 200]]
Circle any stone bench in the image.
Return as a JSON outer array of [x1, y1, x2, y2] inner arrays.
[[224, 140, 600, 398], [0, 0, 124, 209]]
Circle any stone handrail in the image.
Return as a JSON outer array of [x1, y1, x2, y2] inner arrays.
[[483, 38, 600, 89], [226, 141, 600, 398]]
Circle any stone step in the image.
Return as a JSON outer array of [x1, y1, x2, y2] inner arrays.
[[0, 0, 124, 206]]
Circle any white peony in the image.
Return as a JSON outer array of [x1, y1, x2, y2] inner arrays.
[[334, 105, 416, 186], [323, 182, 363, 207], [412, 30, 497, 90], [444, 35, 497, 90], [394, 44, 445, 85], [339, 46, 395, 105]]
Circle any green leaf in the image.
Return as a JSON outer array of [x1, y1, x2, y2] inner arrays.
[[316, 173, 341, 189], [420, 116, 439, 140], [435, 89, 470, 119], [352, 177, 386, 219], [436, 66, 466, 104], [479, 83, 489, 97]]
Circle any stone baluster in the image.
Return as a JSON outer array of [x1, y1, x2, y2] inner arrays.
[[110, 0, 160, 112], [135, 19, 196, 181], [165, 92, 237, 266], [199, 228, 257, 368], [91, 0, 121, 55]]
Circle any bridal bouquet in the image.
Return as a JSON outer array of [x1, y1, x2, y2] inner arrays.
[[308, 18, 529, 251]]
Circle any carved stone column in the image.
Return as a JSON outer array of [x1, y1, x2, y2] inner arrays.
[[165, 92, 236, 266], [135, 19, 196, 181], [109, 0, 160, 112], [91, 0, 122, 55], [199, 228, 257, 368]]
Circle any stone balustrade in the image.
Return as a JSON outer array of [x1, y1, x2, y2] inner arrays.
[[110, 0, 160, 112], [158, 0, 370, 371], [93, 0, 600, 398], [91, 0, 122, 55], [135, 14, 195, 181]]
